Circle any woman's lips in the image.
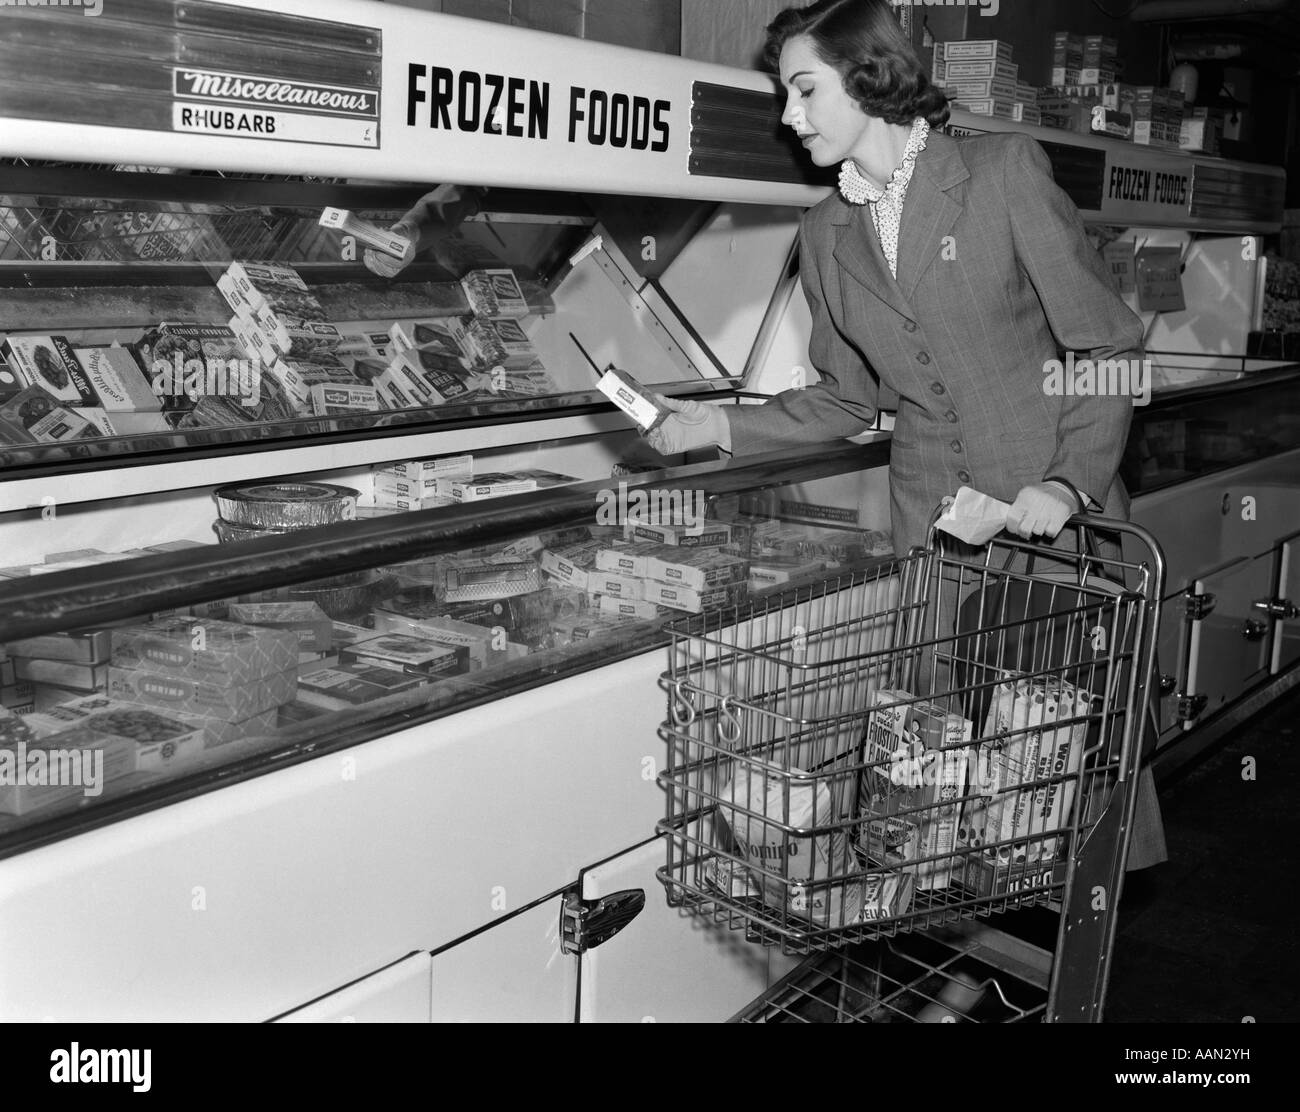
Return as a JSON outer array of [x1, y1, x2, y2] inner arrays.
[[800, 133, 819, 146]]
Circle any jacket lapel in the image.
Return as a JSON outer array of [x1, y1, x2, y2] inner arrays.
[[897, 131, 969, 305], [829, 131, 971, 317], [830, 196, 912, 319]]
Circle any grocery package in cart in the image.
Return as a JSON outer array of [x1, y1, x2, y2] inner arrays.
[[657, 507, 1164, 1022]]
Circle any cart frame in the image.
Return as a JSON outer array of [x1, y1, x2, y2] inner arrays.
[[656, 512, 1165, 1023]]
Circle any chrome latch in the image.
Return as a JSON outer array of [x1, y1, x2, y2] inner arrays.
[[560, 889, 646, 956], [1253, 596, 1299, 621], [1182, 590, 1216, 621]]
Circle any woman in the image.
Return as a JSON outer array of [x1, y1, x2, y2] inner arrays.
[[647, 0, 1143, 559], [648, 0, 1166, 872]]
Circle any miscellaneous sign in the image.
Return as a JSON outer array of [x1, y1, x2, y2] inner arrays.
[[1135, 245, 1186, 312]]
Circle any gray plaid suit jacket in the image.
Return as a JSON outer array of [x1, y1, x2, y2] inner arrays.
[[727, 130, 1143, 554]]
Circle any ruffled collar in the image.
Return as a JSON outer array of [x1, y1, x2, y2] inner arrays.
[[839, 117, 930, 205]]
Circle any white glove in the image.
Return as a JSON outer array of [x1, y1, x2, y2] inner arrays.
[[1006, 483, 1075, 540], [644, 396, 731, 455], [363, 220, 418, 278]]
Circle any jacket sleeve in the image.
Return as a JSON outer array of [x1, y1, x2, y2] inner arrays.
[[726, 218, 880, 455], [1004, 133, 1142, 502]]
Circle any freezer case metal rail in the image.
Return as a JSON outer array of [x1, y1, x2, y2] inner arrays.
[[655, 516, 1164, 1022]]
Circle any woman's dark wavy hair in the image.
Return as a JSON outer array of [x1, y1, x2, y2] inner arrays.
[[764, 0, 950, 128]]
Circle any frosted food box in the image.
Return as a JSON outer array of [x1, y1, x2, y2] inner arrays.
[[110, 616, 298, 685]]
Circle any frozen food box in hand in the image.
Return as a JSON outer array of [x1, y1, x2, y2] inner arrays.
[[110, 616, 299, 685], [957, 677, 1091, 866], [461, 268, 529, 320], [0, 335, 99, 407], [340, 633, 469, 678], [74, 347, 163, 412], [597, 367, 670, 432], [857, 689, 973, 891], [227, 601, 332, 654]]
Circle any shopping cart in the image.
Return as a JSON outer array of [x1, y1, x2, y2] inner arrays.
[[656, 509, 1165, 1023]]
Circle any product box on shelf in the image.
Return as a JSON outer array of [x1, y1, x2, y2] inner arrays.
[[943, 39, 1013, 62], [596, 596, 661, 621], [0, 724, 139, 815], [944, 58, 1017, 82], [309, 383, 381, 416], [296, 661, 429, 710], [385, 454, 474, 482], [371, 610, 505, 669], [442, 560, 542, 602], [945, 77, 1018, 102], [6, 628, 113, 664], [0, 386, 101, 445], [539, 541, 602, 591], [224, 261, 326, 322], [748, 557, 828, 589], [646, 549, 749, 593], [547, 612, 638, 645], [229, 311, 279, 369], [642, 580, 739, 614], [340, 634, 470, 678], [585, 570, 646, 602], [73, 347, 162, 412], [464, 318, 536, 369], [594, 542, 658, 579], [227, 602, 333, 654], [954, 98, 1017, 119], [11, 658, 107, 692], [0, 335, 99, 407], [110, 616, 299, 685], [447, 472, 539, 503], [107, 664, 298, 719], [20, 695, 210, 771], [388, 317, 471, 358], [857, 689, 973, 891], [461, 268, 529, 320], [391, 349, 473, 402], [626, 518, 731, 548]]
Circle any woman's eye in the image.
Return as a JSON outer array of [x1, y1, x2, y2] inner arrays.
[[799, 88, 812, 99]]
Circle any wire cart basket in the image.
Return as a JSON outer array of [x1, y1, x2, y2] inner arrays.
[[657, 511, 1165, 1023]]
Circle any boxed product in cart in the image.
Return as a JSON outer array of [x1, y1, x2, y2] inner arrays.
[[717, 762, 864, 929], [957, 676, 1092, 867], [857, 689, 973, 890]]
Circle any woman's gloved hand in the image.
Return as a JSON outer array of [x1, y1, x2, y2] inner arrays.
[[644, 396, 731, 456], [363, 219, 418, 278], [1006, 482, 1076, 540]]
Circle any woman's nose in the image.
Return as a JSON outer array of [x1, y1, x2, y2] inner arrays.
[[785, 104, 807, 131]]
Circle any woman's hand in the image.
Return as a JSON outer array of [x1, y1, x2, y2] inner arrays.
[[363, 219, 418, 278], [1006, 483, 1076, 540], [644, 396, 731, 455]]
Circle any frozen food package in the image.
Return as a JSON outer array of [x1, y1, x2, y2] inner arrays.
[[0, 335, 99, 407], [716, 761, 864, 929], [318, 208, 413, 259], [857, 689, 973, 890], [0, 386, 101, 444], [73, 347, 163, 412], [224, 261, 326, 322], [597, 366, 670, 432], [460, 268, 529, 320], [958, 677, 1092, 866]]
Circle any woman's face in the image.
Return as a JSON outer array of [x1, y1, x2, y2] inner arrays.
[[778, 34, 869, 167]]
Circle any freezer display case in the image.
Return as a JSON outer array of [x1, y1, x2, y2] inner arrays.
[[0, 444, 891, 849]]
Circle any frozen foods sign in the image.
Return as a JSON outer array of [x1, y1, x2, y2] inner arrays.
[[173, 68, 380, 148]]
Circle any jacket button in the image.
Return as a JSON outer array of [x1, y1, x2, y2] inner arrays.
[[903, 320, 918, 333], [930, 382, 946, 395], [958, 469, 971, 483], [916, 351, 931, 365], [951, 440, 963, 453], [945, 410, 958, 423]]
